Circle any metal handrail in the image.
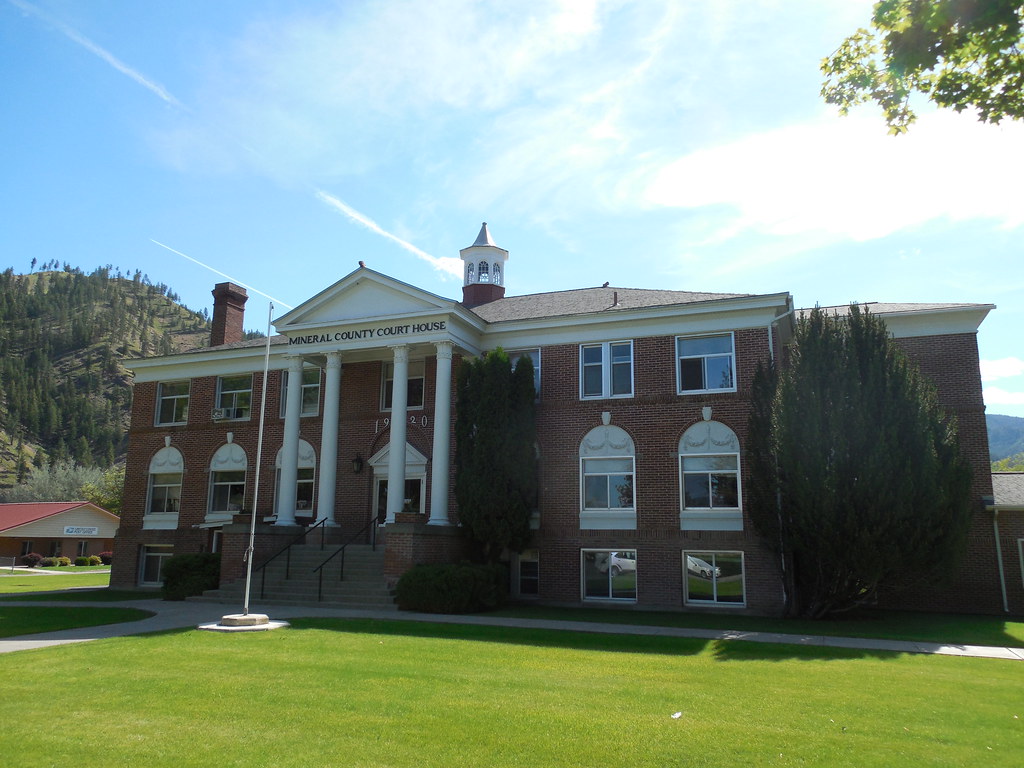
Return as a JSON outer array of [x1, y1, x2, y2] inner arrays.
[[312, 513, 383, 602], [255, 518, 327, 598]]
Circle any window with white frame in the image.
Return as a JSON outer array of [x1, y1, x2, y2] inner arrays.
[[684, 551, 745, 606], [582, 549, 637, 601], [580, 423, 636, 530], [139, 545, 173, 586], [677, 333, 736, 394], [280, 366, 321, 418], [155, 380, 190, 425], [478, 261, 490, 282], [208, 442, 247, 522], [508, 348, 541, 397], [274, 441, 317, 516], [145, 445, 183, 530], [382, 359, 425, 410], [581, 341, 633, 399], [216, 374, 252, 420], [679, 420, 742, 531]]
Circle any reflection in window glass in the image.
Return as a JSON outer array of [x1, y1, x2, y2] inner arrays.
[[677, 334, 735, 393], [211, 470, 246, 513], [518, 549, 539, 596], [382, 360, 425, 409], [685, 551, 744, 606], [149, 473, 182, 513], [582, 550, 637, 601], [682, 455, 739, 508]]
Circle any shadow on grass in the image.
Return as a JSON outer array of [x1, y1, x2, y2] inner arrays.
[[280, 617, 907, 663], [0, 589, 155, 602], [0, 606, 154, 638], [489, 605, 1024, 649]]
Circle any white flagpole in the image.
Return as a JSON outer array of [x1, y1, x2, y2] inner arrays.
[[242, 301, 274, 616]]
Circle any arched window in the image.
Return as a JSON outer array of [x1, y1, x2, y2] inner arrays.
[[275, 440, 316, 517], [580, 423, 636, 530], [145, 445, 183, 530], [466, 261, 475, 283], [208, 442, 247, 523], [478, 261, 490, 282], [679, 420, 742, 531], [493, 262, 502, 285]]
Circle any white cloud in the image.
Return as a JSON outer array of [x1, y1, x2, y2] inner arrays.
[[984, 386, 1024, 406], [641, 109, 1024, 243], [981, 357, 1024, 383]]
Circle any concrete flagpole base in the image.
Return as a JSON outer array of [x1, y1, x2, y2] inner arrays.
[[197, 613, 290, 632]]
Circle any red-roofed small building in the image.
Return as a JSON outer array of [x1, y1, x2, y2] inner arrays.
[[0, 502, 118, 561]]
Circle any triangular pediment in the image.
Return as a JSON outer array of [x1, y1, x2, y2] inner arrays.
[[368, 442, 428, 470], [276, 268, 456, 330]]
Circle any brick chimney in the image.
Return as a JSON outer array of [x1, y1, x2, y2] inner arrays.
[[210, 282, 248, 346]]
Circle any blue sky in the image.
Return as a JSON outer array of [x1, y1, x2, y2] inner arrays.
[[3, 0, 1022, 417]]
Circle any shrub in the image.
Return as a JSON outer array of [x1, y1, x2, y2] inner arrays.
[[20, 552, 43, 568], [161, 553, 221, 601], [88, 555, 102, 566], [75, 556, 91, 567], [56, 556, 71, 567], [40, 557, 57, 567], [395, 562, 507, 613], [98, 551, 113, 565]]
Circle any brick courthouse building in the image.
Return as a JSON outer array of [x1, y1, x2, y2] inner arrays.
[[111, 224, 1020, 615]]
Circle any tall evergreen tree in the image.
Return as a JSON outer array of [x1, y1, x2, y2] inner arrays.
[[747, 305, 973, 618], [455, 349, 537, 563]]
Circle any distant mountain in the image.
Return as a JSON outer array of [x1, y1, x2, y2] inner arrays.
[[0, 266, 212, 488], [987, 414, 1024, 462]]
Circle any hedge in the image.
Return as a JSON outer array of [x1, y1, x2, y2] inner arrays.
[[161, 553, 222, 601], [395, 562, 507, 613]]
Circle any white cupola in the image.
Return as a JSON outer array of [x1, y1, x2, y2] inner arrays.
[[459, 222, 509, 307]]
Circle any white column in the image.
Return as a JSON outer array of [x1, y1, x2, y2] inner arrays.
[[428, 341, 453, 525], [317, 352, 342, 526], [385, 345, 409, 525], [275, 355, 303, 526]]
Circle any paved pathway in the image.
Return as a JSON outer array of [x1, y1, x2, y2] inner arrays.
[[2, 596, 1022, 660]]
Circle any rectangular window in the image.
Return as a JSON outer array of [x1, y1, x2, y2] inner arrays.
[[148, 473, 182, 514], [21, 541, 33, 557], [681, 455, 739, 509], [280, 367, 321, 418], [210, 470, 246, 513], [684, 551, 745, 606], [216, 374, 252, 420], [382, 360, 425, 410], [582, 550, 637, 601], [677, 334, 736, 394], [77, 540, 88, 558], [516, 549, 540, 597], [139, 545, 173, 586], [50, 541, 61, 557], [580, 341, 633, 399], [156, 380, 190, 425], [276, 467, 316, 515], [374, 477, 425, 517], [508, 348, 541, 397], [582, 457, 634, 510]]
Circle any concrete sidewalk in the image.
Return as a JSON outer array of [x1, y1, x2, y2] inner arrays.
[[2, 597, 1023, 660]]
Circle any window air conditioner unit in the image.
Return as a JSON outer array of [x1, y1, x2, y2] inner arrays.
[[211, 408, 227, 421]]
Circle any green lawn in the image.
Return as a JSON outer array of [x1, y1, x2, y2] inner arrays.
[[0, 572, 112, 594], [0, 618, 1020, 767], [0, 605, 152, 637]]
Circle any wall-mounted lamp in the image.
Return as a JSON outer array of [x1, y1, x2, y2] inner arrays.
[[352, 455, 364, 474]]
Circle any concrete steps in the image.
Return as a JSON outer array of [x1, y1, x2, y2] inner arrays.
[[202, 543, 396, 610]]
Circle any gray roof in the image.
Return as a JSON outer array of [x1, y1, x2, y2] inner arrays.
[[993, 473, 1024, 508], [470, 286, 751, 323], [798, 302, 991, 318]]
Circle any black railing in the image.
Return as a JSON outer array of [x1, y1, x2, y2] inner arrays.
[[255, 518, 327, 599], [312, 513, 383, 602]]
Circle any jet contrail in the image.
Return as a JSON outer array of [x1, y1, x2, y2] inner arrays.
[[315, 189, 462, 278], [12, 0, 451, 285], [150, 240, 293, 309], [7, 0, 186, 110]]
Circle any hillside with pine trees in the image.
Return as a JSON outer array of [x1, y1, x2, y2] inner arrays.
[[0, 265, 212, 488]]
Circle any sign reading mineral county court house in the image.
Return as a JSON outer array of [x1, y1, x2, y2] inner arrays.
[[288, 320, 447, 346]]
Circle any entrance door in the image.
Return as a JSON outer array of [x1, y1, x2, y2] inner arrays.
[[373, 477, 424, 521]]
